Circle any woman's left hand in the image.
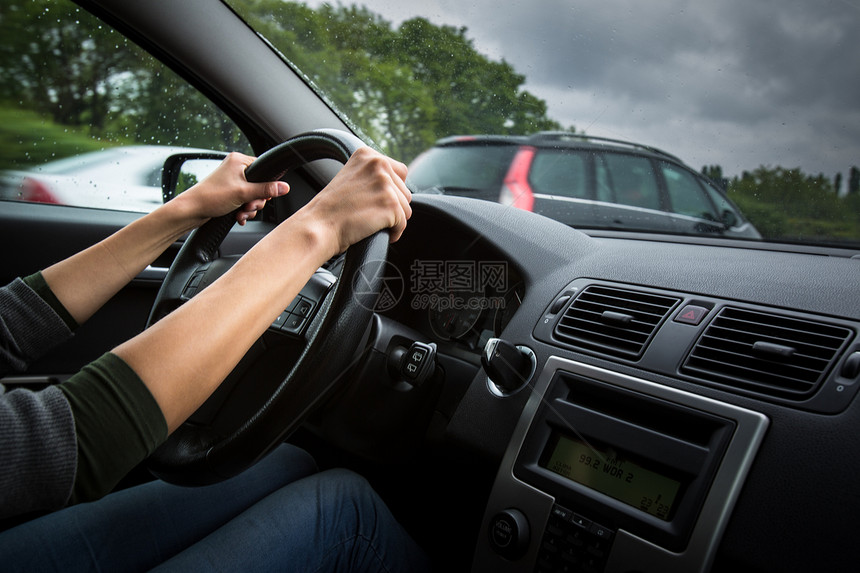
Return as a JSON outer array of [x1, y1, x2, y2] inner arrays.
[[177, 152, 290, 225]]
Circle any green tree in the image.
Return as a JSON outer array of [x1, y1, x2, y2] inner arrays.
[[394, 17, 560, 149], [728, 165, 859, 243], [114, 58, 247, 150], [702, 165, 727, 190], [315, 5, 437, 159], [0, 1, 137, 132], [0, 0, 249, 153], [3, 0, 564, 162], [226, 1, 562, 161]]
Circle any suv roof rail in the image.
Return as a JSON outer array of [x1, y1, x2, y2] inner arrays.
[[435, 134, 525, 145], [530, 131, 684, 163]]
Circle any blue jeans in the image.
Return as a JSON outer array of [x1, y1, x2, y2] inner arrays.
[[0, 444, 430, 572]]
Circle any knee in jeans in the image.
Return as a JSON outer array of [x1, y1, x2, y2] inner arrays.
[[318, 468, 373, 497], [268, 443, 318, 477], [315, 469, 383, 516]]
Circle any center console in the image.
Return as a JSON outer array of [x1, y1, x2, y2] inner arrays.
[[472, 356, 768, 573]]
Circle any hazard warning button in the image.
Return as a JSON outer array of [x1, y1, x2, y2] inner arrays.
[[675, 305, 709, 326]]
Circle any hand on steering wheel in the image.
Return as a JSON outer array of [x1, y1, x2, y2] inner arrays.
[[145, 130, 410, 486]]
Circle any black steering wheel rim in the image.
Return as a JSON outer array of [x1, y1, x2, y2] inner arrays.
[[146, 129, 388, 485]]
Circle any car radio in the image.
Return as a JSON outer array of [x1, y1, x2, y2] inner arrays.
[[473, 357, 768, 573]]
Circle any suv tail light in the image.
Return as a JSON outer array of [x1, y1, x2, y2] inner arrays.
[[22, 177, 60, 204], [499, 146, 535, 211]]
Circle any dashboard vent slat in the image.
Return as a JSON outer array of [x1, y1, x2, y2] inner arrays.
[[682, 307, 853, 399], [553, 285, 680, 359]]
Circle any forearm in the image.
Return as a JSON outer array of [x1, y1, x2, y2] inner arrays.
[[113, 211, 336, 433], [42, 194, 206, 325]]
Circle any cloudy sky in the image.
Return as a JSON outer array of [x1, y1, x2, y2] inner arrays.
[[308, 0, 859, 186]]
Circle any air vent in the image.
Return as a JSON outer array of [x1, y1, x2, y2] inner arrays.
[[682, 307, 853, 399], [553, 285, 680, 359]]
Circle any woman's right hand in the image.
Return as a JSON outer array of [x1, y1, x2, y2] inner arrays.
[[294, 146, 413, 258]]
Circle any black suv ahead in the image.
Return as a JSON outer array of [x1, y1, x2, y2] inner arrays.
[[407, 132, 760, 239]]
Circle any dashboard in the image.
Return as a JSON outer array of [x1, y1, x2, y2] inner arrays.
[[385, 210, 525, 358], [361, 193, 860, 572]]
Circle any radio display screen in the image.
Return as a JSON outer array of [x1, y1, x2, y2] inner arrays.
[[542, 433, 682, 521]]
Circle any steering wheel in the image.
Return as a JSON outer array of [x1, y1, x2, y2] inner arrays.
[[145, 129, 389, 486]]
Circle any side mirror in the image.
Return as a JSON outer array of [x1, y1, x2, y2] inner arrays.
[[161, 152, 227, 203], [721, 209, 739, 229]]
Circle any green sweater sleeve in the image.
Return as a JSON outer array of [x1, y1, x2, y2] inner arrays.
[[59, 352, 168, 504], [22, 272, 79, 332]]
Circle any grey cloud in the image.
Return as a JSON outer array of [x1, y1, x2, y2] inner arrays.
[[473, 0, 859, 116], [465, 0, 860, 173]]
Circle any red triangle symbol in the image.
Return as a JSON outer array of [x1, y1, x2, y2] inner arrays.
[[682, 310, 697, 320]]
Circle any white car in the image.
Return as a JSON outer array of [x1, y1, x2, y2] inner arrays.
[[0, 145, 220, 213]]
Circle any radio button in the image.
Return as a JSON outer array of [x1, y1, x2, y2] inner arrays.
[[488, 508, 530, 561], [551, 505, 573, 522], [571, 513, 591, 529], [538, 505, 615, 572], [588, 522, 614, 541]]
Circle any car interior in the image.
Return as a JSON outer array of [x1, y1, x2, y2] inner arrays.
[[1, 0, 859, 572]]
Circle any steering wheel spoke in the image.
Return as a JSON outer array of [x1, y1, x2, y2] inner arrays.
[[267, 268, 337, 339]]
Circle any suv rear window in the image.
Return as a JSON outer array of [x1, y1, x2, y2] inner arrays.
[[529, 150, 588, 199], [409, 144, 516, 193]]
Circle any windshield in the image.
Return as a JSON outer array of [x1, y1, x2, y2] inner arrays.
[[224, 0, 859, 248]]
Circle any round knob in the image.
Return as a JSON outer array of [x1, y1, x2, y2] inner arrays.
[[482, 338, 535, 396], [488, 508, 530, 560]]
